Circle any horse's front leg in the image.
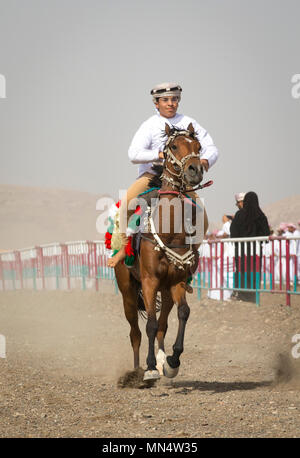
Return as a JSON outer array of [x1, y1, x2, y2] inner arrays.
[[155, 289, 174, 375], [141, 277, 160, 381], [163, 282, 190, 378]]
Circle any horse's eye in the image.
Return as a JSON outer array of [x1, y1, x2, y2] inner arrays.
[[173, 164, 181, 171], [171, 145, 177, 151]]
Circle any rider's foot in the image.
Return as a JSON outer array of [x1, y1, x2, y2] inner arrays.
[[107, 247, 126, 268]]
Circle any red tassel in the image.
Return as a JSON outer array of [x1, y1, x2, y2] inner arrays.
[[105, 231, 112, 249], [125, 236, 134, 256]]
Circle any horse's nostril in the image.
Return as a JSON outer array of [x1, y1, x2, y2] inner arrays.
[[188, 164, 200, 176]]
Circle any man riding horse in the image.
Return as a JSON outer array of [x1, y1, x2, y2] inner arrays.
[[107, 82, 219, 268], [108, 82, 219, 382]]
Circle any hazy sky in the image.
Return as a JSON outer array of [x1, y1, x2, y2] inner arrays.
[[0, 0, 299, 223]]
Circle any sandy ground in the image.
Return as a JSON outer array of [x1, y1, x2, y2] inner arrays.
[[0, 286, 300, 438]]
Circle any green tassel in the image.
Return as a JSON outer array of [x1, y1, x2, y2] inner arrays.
[[187, 276, 193, 284], [128, 213, 140, 231], [125, 255, 135, 266], [107, 216, 114, 234]]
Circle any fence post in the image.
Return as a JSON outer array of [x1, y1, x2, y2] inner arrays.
[[63, 244, 70, 290], [208, 242, 212, 290], [93, 242, 99, 292], [255, 241, 260, 306], [238, 242, 241, 289], [36, 246, 45, 290], [14, 250, 22, 290], [87, 241, 92, 278], [286, 239, 291, 306], [294, 253, 298, 292], [197, 257, 201, 300], [32, 254, 37, 291], [220, 241, 224, 301], [0, 255, 5, 291], [55, 254, 60, 290], [279, 238, 282, 291], [271, 239, 275, 291], [263, 243, 266, 290], [81, 251, 86, 291]]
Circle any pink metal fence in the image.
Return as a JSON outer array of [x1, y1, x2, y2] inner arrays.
[[1, 237, 299, 306], [196, 236, 300, 305], [0, 241, 116, 292]]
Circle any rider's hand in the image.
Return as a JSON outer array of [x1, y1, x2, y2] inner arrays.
[[200, 159, 209, 171], [158, 151, 164, 159]]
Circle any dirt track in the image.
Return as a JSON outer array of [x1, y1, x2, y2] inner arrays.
[[0, 287, 300, 438]]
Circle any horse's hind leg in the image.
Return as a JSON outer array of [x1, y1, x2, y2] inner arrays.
[[115, 265, 141, 369], [124, 293, 141, 369], [163, 283, 190, 378]]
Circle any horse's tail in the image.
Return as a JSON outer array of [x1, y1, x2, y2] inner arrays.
[[137, 289, 162, 320]]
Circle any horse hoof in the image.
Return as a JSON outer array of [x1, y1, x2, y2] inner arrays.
[[143, 370, 160, 381], [185, 283, 193, 294], [156, 349, 167, 376], [163, 359, 180, 378]]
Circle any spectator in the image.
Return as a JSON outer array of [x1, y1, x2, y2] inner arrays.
[[286, 222, 297, 238], [230, 191, 270, 302], [234, 193, 246, 211], [277, 223, 287, 236], [217, 214, 233, 238]]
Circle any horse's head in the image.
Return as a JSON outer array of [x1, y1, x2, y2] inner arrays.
[[163, 123, 203, 190]]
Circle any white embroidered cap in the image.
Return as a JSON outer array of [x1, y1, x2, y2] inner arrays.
[[235, 192, 246, 202], [151, 82, 182, 103]]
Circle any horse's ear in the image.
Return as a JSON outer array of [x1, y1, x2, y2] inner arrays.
[[165, 123, 171, 137], [187, 122, 195, 136]]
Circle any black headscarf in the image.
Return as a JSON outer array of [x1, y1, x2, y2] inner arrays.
[[230, 191, 270, 238], [243, 192, 265, 233]]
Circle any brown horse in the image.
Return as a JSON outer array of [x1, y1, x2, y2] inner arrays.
[[114, 122, 206, 383]]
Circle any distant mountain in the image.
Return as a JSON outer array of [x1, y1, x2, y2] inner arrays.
[[262, 195, 300, 231], [0, 184, 108, 250], [1, 184, 299, 251]]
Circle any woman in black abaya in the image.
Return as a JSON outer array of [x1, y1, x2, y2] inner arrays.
[[230, 191, 270, 301]]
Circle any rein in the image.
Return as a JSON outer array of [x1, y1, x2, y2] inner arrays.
[[158, 179, 213, 199]]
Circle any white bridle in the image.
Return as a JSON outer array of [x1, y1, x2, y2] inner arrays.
[[162, 129, 202, 190]]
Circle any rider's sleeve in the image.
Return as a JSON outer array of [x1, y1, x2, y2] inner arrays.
[[128, 121, 160, 164], [192, 121, 219, 168]]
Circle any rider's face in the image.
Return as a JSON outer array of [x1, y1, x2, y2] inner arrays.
[[155, 96, 179, 118]]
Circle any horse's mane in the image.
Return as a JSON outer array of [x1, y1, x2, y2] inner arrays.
[[160, 125, 196, 140], [149, 164, 163, 188]]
